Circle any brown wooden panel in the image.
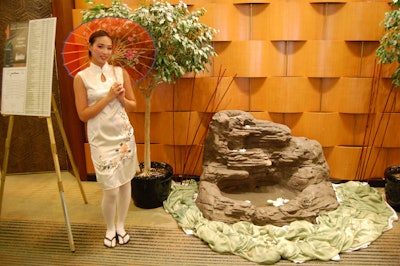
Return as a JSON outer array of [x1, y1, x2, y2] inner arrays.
[[53, 0, 87, 179], [372, 113, 400, 148], [289, 112, 342, 147], [309, 0, 347, 2], [136, 143, 166, 165], [352, 113, 371, 146], [164, 144, 203, 177], [213, 40, 286, 77], [133, 83, 172, 113], [376, 78, 400, 113], [251, 77, 321, 112], [322, 2, 391, 41], [199, 3, 243, 41], [72, 9, 82, 28], [265, 1, 324, 40], [325, 146, 387, 180], [287, 40, 361, 77], [386, 148, 400, 168], [84, 143, 95, 174], [342, 2, 391, 41], [250, 3, 269, 40], [158, 111, 207, 145], [321, 77, 373, 113], [360, 41, 380, 78], [128, 112, 163, 144], [173, 77, 250, 112], [323, 3, 347, 40]]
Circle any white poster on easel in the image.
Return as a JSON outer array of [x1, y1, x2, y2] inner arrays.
[[1, 17, 56, 117]]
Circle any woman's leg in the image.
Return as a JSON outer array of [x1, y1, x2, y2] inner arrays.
[[116, 181, 131, 244], [102, 187, 118, 247]]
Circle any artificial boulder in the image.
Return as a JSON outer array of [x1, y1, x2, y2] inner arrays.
[[195, 110, 338, 226]]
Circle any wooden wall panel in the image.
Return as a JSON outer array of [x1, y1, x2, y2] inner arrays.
[[386, 148, 400, 168], [136, 144, 166, 165], [288, 112, 342, 147], [214, 41, 288, 77], [342, 2, 390, 41], [133, 83, 172, 113], [250, 111, 286, 125], [380, 63, 399, 79], [128, 113, 162, 144], [371, 113, 400, 148], [199, 3, 244, 41], [267, 41, 288, 76], [325, 146, 386, 180], [250, 3, 269, 40], [335, 114, 358, 146], [84, 143, 95, 174], [213, 41, 269, 77], [319, 3, 346, 40], [287, 41, 361, 77], [338, 113, 375, 147], [321, 77, 373, 113], [322, 2, 391, 41], [72, 9, 82, 28], [233, 1, 270, 3], [376, 79, 400, 113], [164, 144, 203, 177], [170, 77, 250, 112], [251, 77, 320, 112], [265, 1, 324, 40], [309, 1, 347, 3], [158, 111, 208, 145], [360, 41, 380, 77]]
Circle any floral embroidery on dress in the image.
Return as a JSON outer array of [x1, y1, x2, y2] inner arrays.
[[119, 110, 134, 138], [97, 110, 134, 172]]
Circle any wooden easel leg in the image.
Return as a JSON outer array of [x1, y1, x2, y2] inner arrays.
[[51, 95, 87, 204], [46, 117, 75, 252], [0, 116, 14, 216]]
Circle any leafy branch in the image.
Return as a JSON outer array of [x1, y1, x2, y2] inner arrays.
[[376, 0, 400, 86]]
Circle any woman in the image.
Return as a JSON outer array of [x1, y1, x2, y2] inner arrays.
[[74, 30, 137, 248]]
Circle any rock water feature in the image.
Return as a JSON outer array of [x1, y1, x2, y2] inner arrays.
[[195, 110, 339, 226]]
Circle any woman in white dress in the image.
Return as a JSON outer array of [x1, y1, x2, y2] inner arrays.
[[73, 30, 137, 248]]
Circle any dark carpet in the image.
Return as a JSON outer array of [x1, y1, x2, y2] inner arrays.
[[0, 219, 399, 265]]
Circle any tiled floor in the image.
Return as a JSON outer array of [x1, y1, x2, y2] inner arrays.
[[0, 171, 178, 228]]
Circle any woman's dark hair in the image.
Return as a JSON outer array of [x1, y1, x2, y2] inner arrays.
[[88, 30, 112, 57]]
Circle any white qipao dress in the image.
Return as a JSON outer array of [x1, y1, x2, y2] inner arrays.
[[78, 62, 137, 190]]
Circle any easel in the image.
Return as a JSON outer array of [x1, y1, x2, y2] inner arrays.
[[0, 94, 88, 252]]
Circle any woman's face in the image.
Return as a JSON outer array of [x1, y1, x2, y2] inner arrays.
[[89, 35, 112, 67]]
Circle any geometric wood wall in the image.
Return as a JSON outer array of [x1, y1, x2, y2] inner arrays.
[[73, 0, 399, 180]]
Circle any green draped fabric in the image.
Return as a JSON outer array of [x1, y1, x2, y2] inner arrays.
[[164, 181, 397, 265]]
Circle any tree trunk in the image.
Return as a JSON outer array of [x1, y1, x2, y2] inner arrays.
[[143, 94, 152, 175]]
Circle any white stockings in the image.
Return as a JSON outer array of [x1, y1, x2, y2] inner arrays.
[[116, 182, 131, 244], [102, 182, 131, 247]]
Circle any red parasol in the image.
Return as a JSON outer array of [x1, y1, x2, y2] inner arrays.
[[62, 17, 156, 82]]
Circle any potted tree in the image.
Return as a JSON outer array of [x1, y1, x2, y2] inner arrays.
[[376, 0, 400, 210], [81, 0, 217, 208]]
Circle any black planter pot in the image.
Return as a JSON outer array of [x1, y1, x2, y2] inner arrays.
[[384, 166, 400, 211], [131, 162, 173, 209]]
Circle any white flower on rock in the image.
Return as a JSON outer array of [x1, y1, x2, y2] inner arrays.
[[267, 197, 290, 207]]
